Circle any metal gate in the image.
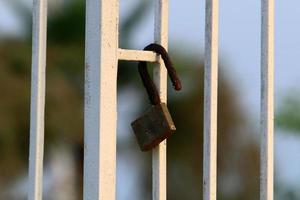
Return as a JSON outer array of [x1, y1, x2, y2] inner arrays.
[[28, 0, 274, 200]]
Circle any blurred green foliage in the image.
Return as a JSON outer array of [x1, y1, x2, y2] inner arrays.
[[276, 94, 300, 132]]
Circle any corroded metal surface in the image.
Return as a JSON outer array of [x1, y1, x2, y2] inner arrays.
[[131, 103, 176, 151]]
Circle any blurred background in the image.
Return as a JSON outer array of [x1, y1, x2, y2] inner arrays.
[[0, 0, 299, 199]]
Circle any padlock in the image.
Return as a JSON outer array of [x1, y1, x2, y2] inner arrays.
[[131, 43, 182, 151]]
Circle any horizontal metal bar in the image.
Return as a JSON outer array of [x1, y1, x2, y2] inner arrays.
[[118, 49, 159, 62]]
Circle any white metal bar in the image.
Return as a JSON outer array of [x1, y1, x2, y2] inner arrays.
[[118, 49, 159, 62], [203, 0, 218, 199], [84, 0, 119, 199], [153, 0, 168, 200], [28, 0, 47, 200], [260, 0, 274, 200]]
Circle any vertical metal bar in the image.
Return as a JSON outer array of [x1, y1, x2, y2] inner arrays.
[[28, 0, 47, 199], [84, 0, 119, 199], [260, 0, 274, 200], [203, 0, 218, 199], [153, 0, 168, 200]]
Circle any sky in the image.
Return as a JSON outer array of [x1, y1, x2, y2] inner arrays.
[[0, 1, 22, 35]]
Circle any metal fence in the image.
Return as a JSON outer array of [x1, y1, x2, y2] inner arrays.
[[28, 0, 274, 200]]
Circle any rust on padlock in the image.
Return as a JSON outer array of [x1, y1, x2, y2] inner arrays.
[[131, 103, 176, 151], [131, 43, 181, 152], [138, 43, 182, 105]]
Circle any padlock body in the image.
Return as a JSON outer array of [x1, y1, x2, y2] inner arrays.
[[131, 103, 176, 151]]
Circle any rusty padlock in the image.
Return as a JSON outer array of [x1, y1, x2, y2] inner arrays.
[[131, 43, 182, 151]]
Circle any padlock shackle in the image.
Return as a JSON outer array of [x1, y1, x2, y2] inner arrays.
[[138, 43, 182, 105]]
